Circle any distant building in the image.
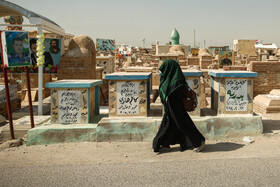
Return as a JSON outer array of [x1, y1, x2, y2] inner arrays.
[[208, 46, 229, 55], [233, 40, 257, 56]]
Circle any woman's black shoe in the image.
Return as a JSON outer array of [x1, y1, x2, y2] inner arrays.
[[154, 146, 160, 152], [180, 144, 188, 152]]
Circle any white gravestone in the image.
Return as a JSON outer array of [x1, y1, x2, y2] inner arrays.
[[117, 82, 139, 115], [58, 91, 81, 123], [226, 79, 248, 111]]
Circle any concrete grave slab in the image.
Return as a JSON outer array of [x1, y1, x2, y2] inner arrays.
[[0, 115, 50, 141], [26, 115, 263, 145]]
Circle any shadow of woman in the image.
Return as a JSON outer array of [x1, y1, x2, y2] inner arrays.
[[202, 142, 244, 153], [156, 142, 244, 154]]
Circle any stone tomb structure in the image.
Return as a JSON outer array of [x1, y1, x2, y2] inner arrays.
[[105, 72, 152, 117], [254, 89, 280, 114], [187, 57, 200, 66], [58, 35, 97, 80], [21, 73, 52, 101], [45, 80, 102, 124], [182, 70, 203, 116], [209, 71, 258, 115], [125, 67, 154, 90], [96, 55, 115, 77], [248, 61, 280, 97], [158, 54, 178, 67], [0, 84, 20, 116]]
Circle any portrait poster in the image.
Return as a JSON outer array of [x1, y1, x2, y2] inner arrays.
[[1, 31, 31, 67], [96, 38, 115, 51], [29, 37, 61, 67], [218, 51, 233, 65], [45, 38, 61, 66]]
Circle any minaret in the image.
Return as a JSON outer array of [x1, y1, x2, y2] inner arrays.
[[170, 28, 180, 45]]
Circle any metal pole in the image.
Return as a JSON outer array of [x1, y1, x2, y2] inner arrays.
[[194, 30, 195, 48], [0, 31, 14, 139], [25, 66, 35, 128], [3, 68, 15, 139], [37, 26, 43, 115]]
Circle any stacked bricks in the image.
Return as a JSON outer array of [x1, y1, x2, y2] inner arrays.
[[0, 73, 21, 101], [240, 59, 246, 65], [253, 90, 280, 114], [0, 73, 21, 85], [248, 61, 280, 97], [223, 66, 247, 71], [246, 56, 258, 65], [150, 45, 156, 55], [58, 35, 97, 80], [21, 73, 52, 101], [187, 57, 199, 66], [0, 85, 21, 117], [200, 56, 213, 69], [0, 99, 21, 117], [142, 54, 153, 65], [178, 55, 187, 66], [58, 57, 96, 79]]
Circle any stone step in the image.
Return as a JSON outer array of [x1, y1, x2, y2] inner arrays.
[[26, 115, 263, 145]]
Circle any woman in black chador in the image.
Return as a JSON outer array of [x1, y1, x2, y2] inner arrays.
[[153, 59, 205, 152]]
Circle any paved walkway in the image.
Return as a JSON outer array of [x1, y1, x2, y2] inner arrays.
[[0, 113, 280, 186]]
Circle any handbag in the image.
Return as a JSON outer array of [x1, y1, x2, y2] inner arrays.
[[182, 84, 198, 112]]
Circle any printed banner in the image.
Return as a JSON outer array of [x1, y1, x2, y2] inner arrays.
[[117, 81, 139, 115], [226, 79, 248, 111], [1, 31, 31, 67], [29, 38, 61, 67], [119, 44, 131, 56], [219, 51, 233, 66], [96, 38, 115, 51]]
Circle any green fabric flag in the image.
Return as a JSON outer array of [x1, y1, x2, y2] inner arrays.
[[159, 59, 186, 113]]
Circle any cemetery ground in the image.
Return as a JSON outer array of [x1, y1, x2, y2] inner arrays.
[[0, 112, 280, 186]]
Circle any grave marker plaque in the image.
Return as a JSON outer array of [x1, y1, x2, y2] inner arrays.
[[226, 79, 247, 111], [117, 82, 139, 115], [105, 72, 152, 117], [58, 91, 81, 123]]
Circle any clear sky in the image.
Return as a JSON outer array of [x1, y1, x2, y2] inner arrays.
[[2, 0, 280, 48]]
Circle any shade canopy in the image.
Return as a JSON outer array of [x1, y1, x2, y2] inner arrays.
[[0, 0, 65, 35], [0, 0, 65, 116]]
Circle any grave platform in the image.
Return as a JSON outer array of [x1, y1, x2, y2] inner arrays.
[[46, 79, 102, 124], [26, 113, 263, 145], [209, 70, 258, 115], [183, 70, 203, 116], [254, 89, 280, 114], [0, 116, 50, 141], [105, 72, 152, 117]]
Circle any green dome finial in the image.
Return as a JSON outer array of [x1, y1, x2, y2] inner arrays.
[[170, 28, 180, 45]]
